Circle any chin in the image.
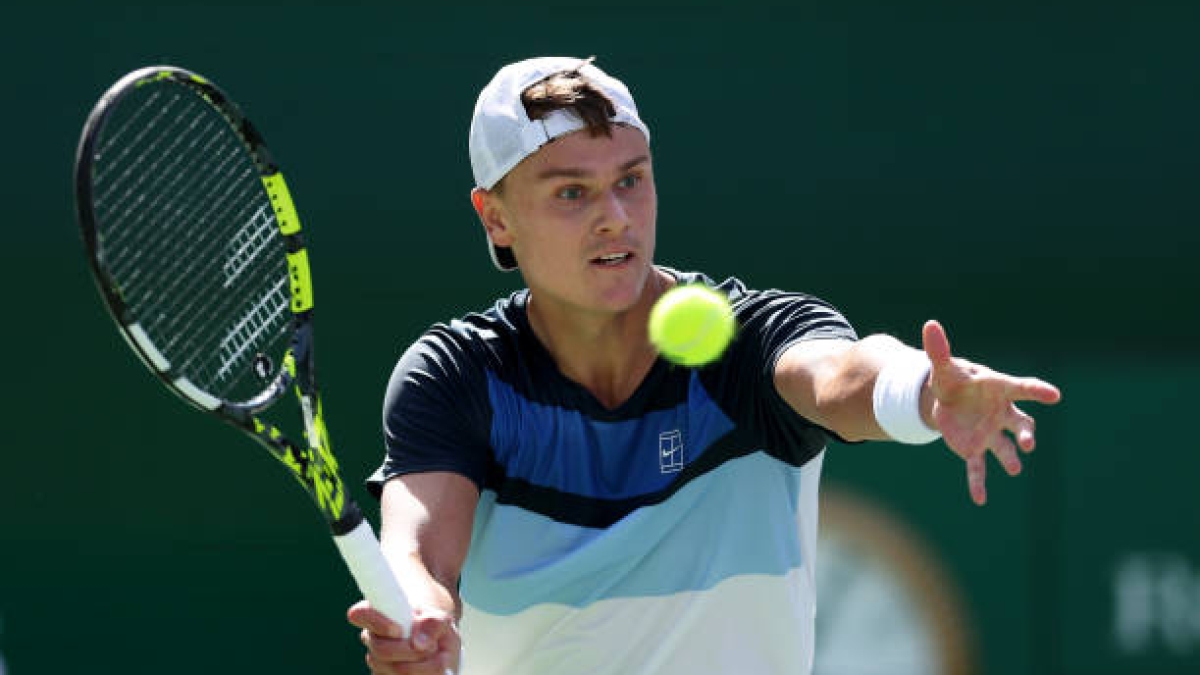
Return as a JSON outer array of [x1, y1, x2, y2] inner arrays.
[[594, 264, 653, 311]]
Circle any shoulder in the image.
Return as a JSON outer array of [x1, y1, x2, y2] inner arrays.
[[386, 291, 531, 402], [406, 291, 527, 364], [662, 267, 854, 339]]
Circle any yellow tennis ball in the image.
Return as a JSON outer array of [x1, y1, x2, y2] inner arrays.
[[648, 284, 736, 366]]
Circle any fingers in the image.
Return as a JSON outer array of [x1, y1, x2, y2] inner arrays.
[[966, 455, 987, 506], [1006, 376, 1062, 405], [348, 600, 406, 639], [1008, 406, 1037, 452], [360, 627, 448, 675], [992, 431, 1022, 476], [964, 423, 1028, 506], [364, 645, 448, 675], [965, 432, 1026, 505], [350, 604, 460, 675], [921, 320, 1061, 409], [919, 319, 1059, 507], [365, 651, 451, 675], [921, 319, 953, 366]]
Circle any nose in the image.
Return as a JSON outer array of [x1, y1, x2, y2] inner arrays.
[[594, 189, 630, 235]]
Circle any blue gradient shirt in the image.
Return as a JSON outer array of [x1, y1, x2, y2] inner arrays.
[[368, 269, 856, 675]]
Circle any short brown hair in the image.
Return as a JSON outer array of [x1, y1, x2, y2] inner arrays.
[[490, 62, 618, 195], [521, 65, 617, 138]]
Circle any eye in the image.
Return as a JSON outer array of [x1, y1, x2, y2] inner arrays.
[[556, 185, 584, 200], [617, 174, 642, 189]]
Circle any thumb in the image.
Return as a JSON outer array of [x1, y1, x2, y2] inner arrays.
[[410, 613, 453, 652], [412, 625, 436, 652], [347, 599, 405, 639], [921, 319, 953, 366]]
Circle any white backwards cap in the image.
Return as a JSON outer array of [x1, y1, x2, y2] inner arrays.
[[468, 56, 651, 271]]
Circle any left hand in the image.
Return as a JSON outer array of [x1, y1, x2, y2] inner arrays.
[[348, 600, 461, 675], [922, 320, 1062, 505]]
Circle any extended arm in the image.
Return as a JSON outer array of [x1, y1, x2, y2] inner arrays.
[[348, 471, 478, 674], [774, 319, 1061, 505]]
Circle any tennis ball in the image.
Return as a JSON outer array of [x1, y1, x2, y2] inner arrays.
[[648, 284, 736, 366]]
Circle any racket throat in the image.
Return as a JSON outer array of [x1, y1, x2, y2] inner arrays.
[[300, 395, 320, 448]]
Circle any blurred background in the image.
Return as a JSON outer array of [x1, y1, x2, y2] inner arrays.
[[2, 0, 1196, 673]]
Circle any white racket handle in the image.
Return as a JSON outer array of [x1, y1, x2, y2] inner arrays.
[[333, 519, 414, 637]]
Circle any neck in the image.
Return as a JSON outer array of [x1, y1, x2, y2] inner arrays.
[[527, 268, 673, 409]]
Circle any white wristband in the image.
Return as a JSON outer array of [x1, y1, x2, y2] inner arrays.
[[872, 352, 942, 444]]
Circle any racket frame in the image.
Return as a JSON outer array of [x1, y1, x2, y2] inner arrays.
[[75, 65, 413, 633]]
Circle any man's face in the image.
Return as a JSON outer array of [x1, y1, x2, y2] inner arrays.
[[479, 125, 657, 315]]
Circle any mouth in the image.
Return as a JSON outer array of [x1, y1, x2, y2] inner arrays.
[[590, 251, 634, 267]]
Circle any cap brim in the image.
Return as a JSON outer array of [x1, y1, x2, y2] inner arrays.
[[489, 241, 518, 272]]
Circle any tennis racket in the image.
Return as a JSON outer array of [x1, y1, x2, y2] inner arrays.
[[73, 65, 413, 634]]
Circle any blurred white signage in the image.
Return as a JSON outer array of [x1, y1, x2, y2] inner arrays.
[[1114, 552, 1200, 655]]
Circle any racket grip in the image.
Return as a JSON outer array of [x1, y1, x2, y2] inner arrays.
[[334, 519, 415, 637]]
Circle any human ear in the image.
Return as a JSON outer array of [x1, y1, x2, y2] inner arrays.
[[471, 187, 514, 247]]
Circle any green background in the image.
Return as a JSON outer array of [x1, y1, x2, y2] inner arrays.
[[2, 1, 1196, 673]]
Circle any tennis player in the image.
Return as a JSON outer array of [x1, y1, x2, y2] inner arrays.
[[346, 56, 1061, 675]]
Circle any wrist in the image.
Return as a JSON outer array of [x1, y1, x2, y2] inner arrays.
[[919, 375, 938, 430], [873, 352, 942, 444]]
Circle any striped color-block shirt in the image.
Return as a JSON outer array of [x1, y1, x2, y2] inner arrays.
[[368, 269, 857, 675]]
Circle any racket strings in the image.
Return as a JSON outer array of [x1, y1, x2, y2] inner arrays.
[[103, 145, 249, 311], [97, 92, 251, 296], [121, 158, 260, 332], [91, 80, 292, 403], [152, 171, 288, 393], [100, 102, 247, 269], [92, 90, 186, 205], [157, 186, 271, 354], [101, 118, 230, 270]]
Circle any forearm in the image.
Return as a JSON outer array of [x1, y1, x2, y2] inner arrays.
[[379, 473, 477, 620], [382, 548, 462, 620], [776, 334, 933, 442]]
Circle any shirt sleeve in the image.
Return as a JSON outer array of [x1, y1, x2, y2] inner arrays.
[[703, 280, 860, 463], [365, 326, 494, 499]]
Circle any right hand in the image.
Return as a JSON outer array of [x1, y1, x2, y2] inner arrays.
[[348, 600, 461, 674]]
